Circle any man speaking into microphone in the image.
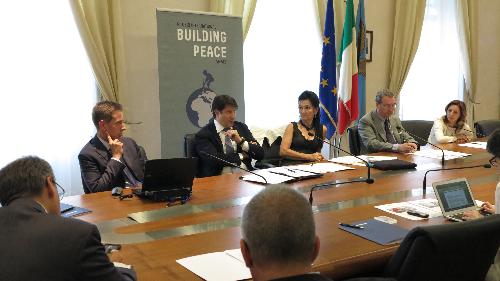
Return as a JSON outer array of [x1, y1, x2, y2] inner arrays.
[[358, 90, 418, 154], [194, 95, 263, 177]]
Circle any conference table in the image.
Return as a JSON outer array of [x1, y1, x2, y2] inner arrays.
[[63, 142, 497, 280]]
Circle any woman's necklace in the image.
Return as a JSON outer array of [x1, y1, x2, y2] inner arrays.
[[300, 120, 315, 133]]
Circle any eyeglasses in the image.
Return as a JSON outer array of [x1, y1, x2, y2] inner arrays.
[[53, 180, 65, 201], [380, 103, 397, 108], [489, 157, 498, 167]]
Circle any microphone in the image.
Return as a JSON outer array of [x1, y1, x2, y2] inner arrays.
[[422, 163, 491, 193], [397, 126, 445, 167], [307, 132, 374, 205], [198, 150, 268, 184], [309, 179, 371, 205], [308, 132, 374, 184], [462, 127, 487, 138]]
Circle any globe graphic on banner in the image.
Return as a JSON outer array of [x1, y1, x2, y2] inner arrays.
[[186, 70, 217, 128], [186, 89, 216, 128]]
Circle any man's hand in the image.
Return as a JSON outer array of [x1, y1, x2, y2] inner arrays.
[[108, 134, 123, 159], [397, 142, 417, 153], [462, 210, 483, 221], [226, 129, 243, 144], [481, 202, 496, 214]]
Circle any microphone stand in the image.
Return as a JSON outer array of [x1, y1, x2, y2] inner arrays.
[[397, 127, 445, 167], [198, 151, 268, 184], [309, 179, 369, 205], [310, 133, 374, 184], [422, 163, 491, 193], [306, 133, 374, 205]]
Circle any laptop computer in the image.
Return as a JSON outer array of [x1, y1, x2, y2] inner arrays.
[[432, 178, 478, 222], [133, 158, 197, 202]]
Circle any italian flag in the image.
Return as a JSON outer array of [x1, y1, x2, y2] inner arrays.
[[337, 0, 359, 135]]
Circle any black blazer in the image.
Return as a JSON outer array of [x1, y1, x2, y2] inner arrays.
[[78, 135, 147, 193], [194, 119, 264, 177], [0, 198, 136, 281]]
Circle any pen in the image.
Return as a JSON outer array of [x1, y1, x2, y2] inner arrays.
[[339, 222, 364, 229]]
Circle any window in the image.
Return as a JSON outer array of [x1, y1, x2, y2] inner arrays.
[[399, 0, 463, 121], [244, 0, 321, 128], [0, 1, 96, 195]]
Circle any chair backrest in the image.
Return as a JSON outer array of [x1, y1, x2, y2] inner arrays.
[[384, 215, 500, 281], [184, 133, 197, 158], [348, 126, 361, 156], [474, 119, 500, 137], [255, 136, 283, 168], [400, 120, 433, 146]]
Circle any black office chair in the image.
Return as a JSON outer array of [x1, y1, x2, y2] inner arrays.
[[184, 133, 197, 158], [254, 136, 282, 169], [474, 119, 500, 137], [347, 126, 362, 156], [400, 120, 433, 146], [383, 215, 500, 281]]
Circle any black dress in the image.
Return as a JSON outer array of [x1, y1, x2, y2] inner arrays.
[[282, 122, 323, 166]]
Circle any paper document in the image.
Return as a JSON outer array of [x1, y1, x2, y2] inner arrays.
[[291, 162, 353, 173], [410, 149, 471, 160], [459, 142, 487, 149], [375, 199, 443, 221], [240, 163, 352, 184], [177, 249, 251, 281], [329, 155, 397, 166], [376, 198, 484, 221]]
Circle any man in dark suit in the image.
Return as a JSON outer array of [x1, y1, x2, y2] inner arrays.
[[0, 156, 136, 281], [358, 90, 417, 154], [240, 185, 331, 281], [79, 101, 147, 193], [195, 95, 264, 177]]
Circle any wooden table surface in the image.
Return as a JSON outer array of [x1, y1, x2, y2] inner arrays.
[[63, 143, 498, 280]]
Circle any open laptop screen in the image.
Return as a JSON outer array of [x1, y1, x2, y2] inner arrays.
[[435, 180, 475, 213]]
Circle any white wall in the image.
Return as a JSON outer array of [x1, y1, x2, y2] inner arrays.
[[474, 0, 500, 120]]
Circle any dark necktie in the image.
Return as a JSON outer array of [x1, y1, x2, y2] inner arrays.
[[121, 158, 139, 187], [384, 119, 397, 144], [223, 128, 235, 154]]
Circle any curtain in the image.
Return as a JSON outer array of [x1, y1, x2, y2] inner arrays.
[[0, 1, 96, 196], [456, 0, 478, 124], [315, 0, 344, 47], [210, 0, 257, 40], [69, 0, 123, 102], [387, 0, 426, 96]]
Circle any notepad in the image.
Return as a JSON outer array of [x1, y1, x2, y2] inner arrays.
[[60, 203, 91, 218], [338, 219, 409, 245], [177, 249, 251, 281]]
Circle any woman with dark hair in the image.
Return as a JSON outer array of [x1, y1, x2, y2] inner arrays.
[[428, 100, 474, 144], [280, 91, 327, 164]]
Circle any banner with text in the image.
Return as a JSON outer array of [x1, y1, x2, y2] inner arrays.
[[156, 9, 244, 157]]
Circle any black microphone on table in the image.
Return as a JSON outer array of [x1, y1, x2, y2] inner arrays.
[[422, 163, 491, 193], [308, 132, 374, 184], [396, 126, 445, 167], [307, 132, 374, 205], [198, 150, 268, 184], [462, 127, 488, 138]]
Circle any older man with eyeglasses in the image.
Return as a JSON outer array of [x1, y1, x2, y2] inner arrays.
[[358, 89, 417, 154], [0, 156, 136, 281]]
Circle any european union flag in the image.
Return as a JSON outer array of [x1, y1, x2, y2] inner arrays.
[[319, 0, 337, 139]]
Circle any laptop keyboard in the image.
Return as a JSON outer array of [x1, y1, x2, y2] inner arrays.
[[448, 213, 466, 222]]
